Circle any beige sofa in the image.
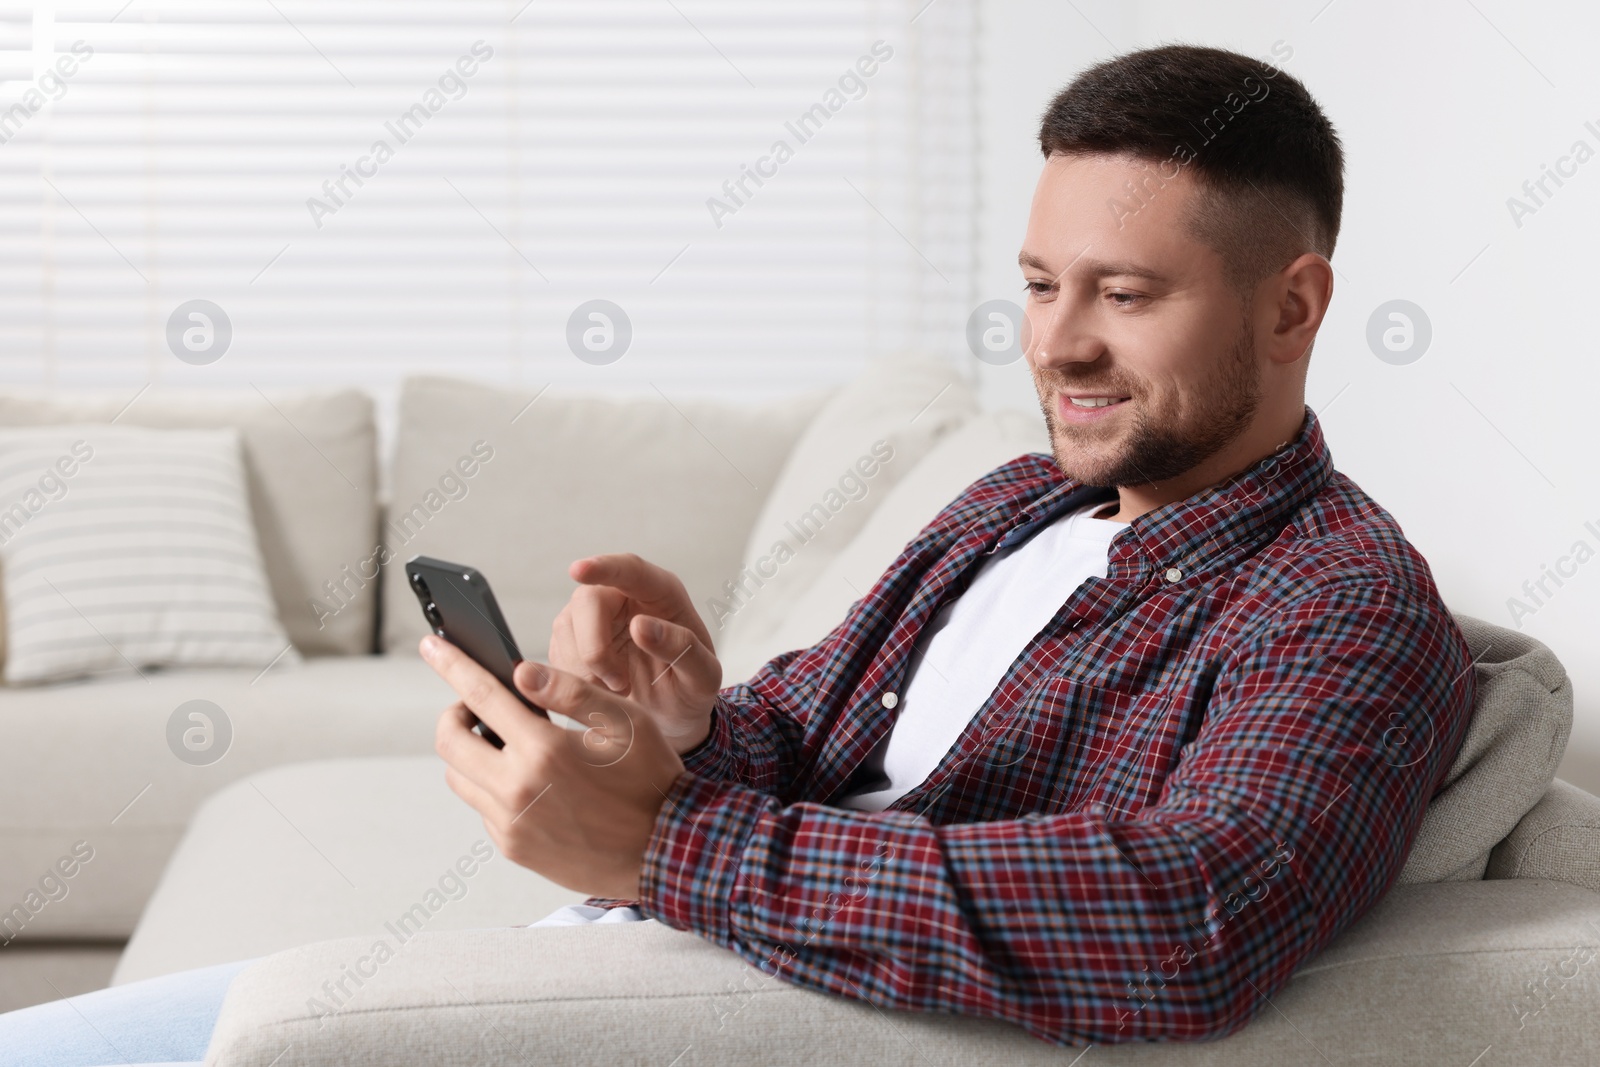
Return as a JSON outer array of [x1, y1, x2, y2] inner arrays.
[[118, 621, 1599, 1066], [4, 359, 1599, 1064], [0, 357, 972, 1005]]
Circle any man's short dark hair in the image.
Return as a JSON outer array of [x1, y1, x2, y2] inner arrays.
[[1039, 44, 1344, 295]]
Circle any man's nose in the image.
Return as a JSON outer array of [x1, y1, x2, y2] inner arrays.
[[1029, 299, 1104, 368]]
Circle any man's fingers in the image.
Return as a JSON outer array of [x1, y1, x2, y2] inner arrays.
[[550, 612, 606, 688], [422, 635, 554, 749], [513, 660, 633, 742], [548, 610, 578, 673], [568, 584, 631, 691], [570, 553, 716, 656], [569, 552, 672, 595], [442, 765, 520, 859], [569, 554, 691, 617], [443, 760, 498, 816], [630, 614, 720, 693], [435, 701, 503, 787], [513, 659, 640, 768]]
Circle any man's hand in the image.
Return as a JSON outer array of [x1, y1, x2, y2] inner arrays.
[[550, 553, 721, 754], [424, 633, 686, 900]]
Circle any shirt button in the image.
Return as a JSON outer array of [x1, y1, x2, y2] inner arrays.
[[1164, 566, 1183, 582], [882, 691, 899, 709]]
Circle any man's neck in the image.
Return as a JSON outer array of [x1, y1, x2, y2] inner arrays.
[[1087, 500, 1127, 523], [1096, 403, 1307, 524]]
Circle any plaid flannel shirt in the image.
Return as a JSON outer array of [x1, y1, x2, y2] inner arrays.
[[610, 406, 1475, 1046]]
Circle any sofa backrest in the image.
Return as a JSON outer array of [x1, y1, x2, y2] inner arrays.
[[0, 387, 379, 657], [717, 405, 1043, 681], [713, 355, 977, 669], [1400, 614, 1574, 883], [378, 376, 827, 660]]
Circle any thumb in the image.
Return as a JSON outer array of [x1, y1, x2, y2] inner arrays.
[[630, 614, 720, 695]]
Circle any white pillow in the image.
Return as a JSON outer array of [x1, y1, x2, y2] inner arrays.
[[0, 425, 300, 685], [0, 387, 379, 657], [713, 355, 976, 658], [718, 409, 1051, 682]]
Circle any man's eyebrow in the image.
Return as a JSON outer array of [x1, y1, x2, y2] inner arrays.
[[1017, 251, 1170, 283]]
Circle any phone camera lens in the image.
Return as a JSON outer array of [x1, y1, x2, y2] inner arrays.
[[410, 572, 430, 599], [423, 601, 442, 626]]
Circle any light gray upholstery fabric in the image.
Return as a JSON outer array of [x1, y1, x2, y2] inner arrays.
[[379, 377, 825, 657], [717, 407, 1047, 682], [0, 387, 379, 657], [114, 758, 583, 985], [717, 355, 975, 664], [0, 658, 451, 941], [1399, 614, 1573, 883], [205, 879, 1600, 1067], [1489, 779, 1600, 893]]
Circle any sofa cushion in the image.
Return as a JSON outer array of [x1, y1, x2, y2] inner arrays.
[[0, 387, 378, 657], [113, 757, 584, 985], [1399, 615, 1574, 883], [0, 658, 452, 941], [715, 355, 975, 664], [718, 408, 1048, 682], [379, 377, 825, 658], [0, 425, 297, 685], [203, 879, 1600, 1066]]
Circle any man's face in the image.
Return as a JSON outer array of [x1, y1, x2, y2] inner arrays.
[[1018, 152, 1262, 488]]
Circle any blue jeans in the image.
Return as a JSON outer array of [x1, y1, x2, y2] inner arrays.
[[0, 958, 252, 1067]]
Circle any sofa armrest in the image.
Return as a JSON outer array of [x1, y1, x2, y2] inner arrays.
[[204, 883, 1600, 1066], [1488, 778, 1600, 892], [202, 922, 1054, 1066]]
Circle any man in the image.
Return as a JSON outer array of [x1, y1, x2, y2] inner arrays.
[[426, 43, 1474, 1046], [0, 43, 1472, 1059]]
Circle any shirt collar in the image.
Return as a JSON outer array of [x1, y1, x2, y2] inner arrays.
[[1005, 405, 1333, 581], [992, 483, 1118, 554]]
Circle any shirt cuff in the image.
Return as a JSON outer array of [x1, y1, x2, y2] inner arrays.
[[638, 769, 768, 944], [679, 694, 740, 781]]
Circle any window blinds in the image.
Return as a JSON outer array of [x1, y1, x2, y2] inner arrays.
[[0, 0, 977, 399]]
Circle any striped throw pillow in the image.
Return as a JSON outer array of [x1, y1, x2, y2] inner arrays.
[[0, 425, 299, 684]]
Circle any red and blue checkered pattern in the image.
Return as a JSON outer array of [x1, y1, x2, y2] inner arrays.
[[627, 406, 1475, 1046]]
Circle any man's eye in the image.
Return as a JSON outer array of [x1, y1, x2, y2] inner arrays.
[[1023, 280, 1054, 296], [1107, 291, 1146, 307]]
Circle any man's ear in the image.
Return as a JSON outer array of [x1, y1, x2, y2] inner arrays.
[[1266, 252, 1334, 365]]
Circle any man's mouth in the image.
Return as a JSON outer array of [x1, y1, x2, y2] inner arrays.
[[1057, 393, 1131, 421]]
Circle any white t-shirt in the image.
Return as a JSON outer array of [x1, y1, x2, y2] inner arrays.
[[836, 498, 1125, 811], [530, 495, 1126, 925]]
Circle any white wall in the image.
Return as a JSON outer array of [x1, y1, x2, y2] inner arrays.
[[973, 0, 1600, 792]]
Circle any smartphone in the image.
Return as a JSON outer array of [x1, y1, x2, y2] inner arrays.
[[406, 554, 547, 749]]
